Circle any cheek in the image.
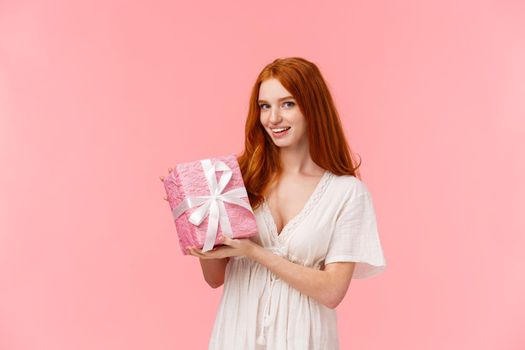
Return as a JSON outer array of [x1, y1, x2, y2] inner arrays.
[[289, 114, 306, 129], [259, 112, 268, 124], [289, 110, 304, 122]]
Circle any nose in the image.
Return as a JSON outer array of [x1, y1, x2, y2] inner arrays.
[[269, 107, 282, 125]]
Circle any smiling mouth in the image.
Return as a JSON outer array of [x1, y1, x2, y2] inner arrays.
[[271, 127, 291, 134]]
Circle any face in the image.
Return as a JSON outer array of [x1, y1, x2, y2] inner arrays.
[[258, 78, 308, 148]]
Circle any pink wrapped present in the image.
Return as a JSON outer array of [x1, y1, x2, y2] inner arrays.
[[163, 153, 258, 255]]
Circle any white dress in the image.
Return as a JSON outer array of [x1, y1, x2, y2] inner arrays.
[[208, 171, 387, 350]]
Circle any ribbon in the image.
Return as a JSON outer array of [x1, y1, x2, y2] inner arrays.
[[171, 158, 254, 252]]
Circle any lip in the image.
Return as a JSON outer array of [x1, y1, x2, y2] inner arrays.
[[271, 126, 291, 138]]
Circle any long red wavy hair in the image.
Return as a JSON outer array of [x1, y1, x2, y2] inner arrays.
[[237, 57, 362, 211]]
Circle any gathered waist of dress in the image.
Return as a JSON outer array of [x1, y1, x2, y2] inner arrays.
[[231, 250, 324, 269]]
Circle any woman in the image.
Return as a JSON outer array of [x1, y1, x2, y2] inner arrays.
[[165, 57, 386, 349]]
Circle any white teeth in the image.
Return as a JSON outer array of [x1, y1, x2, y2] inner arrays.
[[271, 127, 291, 132]]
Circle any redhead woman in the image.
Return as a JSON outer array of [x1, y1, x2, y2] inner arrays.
[[163, 57, 386, 349]]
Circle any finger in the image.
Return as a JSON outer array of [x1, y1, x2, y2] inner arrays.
[[192, 247, 221, 259], [159, 176, 165, 182], [168, 167, 173, 172], [189, 249, 207, 258], [188, 246, 204, 256], [187, 247, 200, 256], [163, 196, 169, 201], [220, 236, 236, 246], [187, 247, 198, 256]]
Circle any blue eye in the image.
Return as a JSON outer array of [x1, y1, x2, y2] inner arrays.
[[259, 101, 295, 109]]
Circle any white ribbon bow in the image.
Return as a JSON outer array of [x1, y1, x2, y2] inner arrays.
[[172, 158, 254, 252]]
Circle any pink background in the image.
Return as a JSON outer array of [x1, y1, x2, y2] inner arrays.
[[1, 1, 524, 349]]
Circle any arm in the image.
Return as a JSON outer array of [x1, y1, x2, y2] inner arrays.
[[248, 246, 355, 309], [187, 237, 354, 307], [198, 257, 230, 289]]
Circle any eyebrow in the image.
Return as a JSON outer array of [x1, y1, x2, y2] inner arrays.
[[257, 95, 295, 103]]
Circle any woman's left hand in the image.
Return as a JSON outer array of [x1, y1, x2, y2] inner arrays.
[[187, 236, 258, 259]]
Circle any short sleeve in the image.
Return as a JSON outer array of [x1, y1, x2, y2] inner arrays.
[[323, 185, 387, 279]]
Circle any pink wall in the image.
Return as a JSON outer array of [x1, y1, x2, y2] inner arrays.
[[1, 0, 524, 349]]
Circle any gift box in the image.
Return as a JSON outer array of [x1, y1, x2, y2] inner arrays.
[[163, 153, 258, 255]]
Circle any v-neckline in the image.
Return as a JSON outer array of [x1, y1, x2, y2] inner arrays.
[[263, 170, 331, 239]]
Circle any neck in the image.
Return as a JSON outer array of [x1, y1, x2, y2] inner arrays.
[[278, 140, 324, 176]]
